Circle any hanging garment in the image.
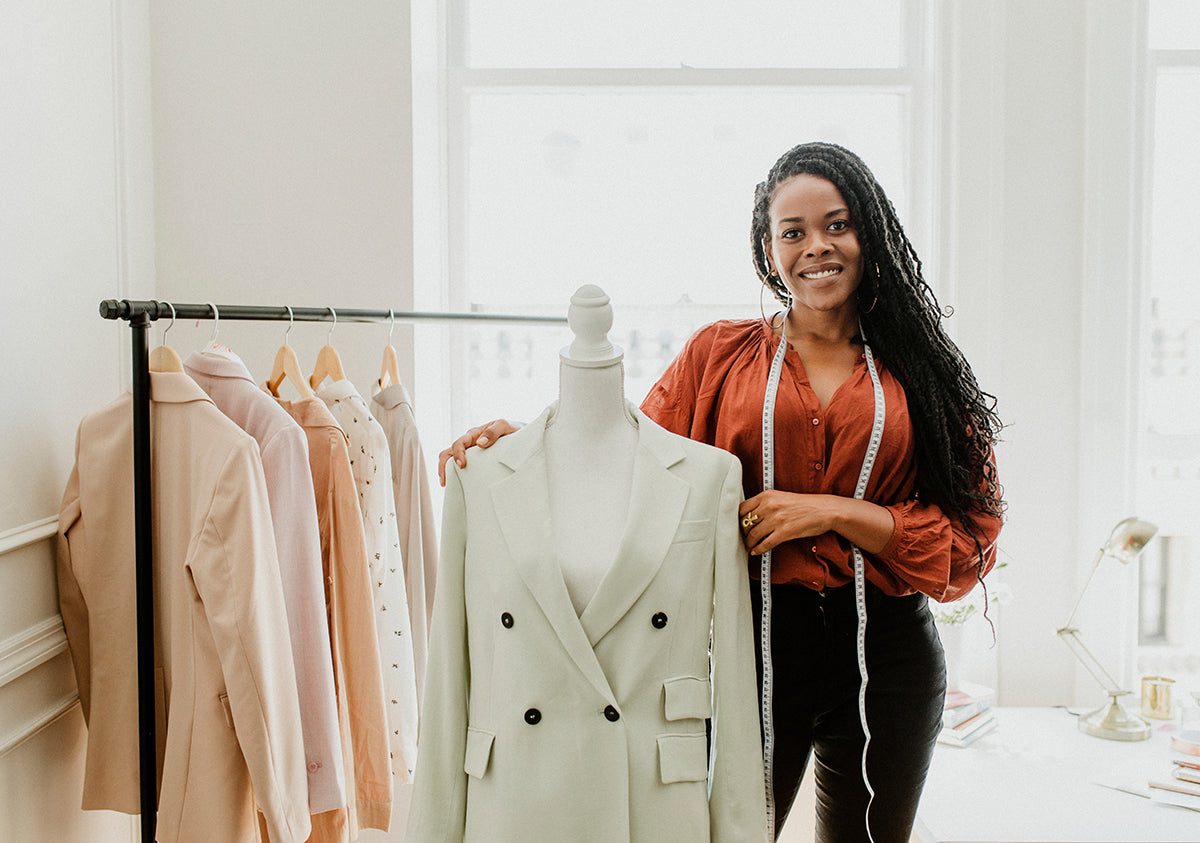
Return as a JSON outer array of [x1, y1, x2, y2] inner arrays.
[[56, 373, 310, 843], [318, 379, 419, 779], [406, 403, 767, 843], [183, 351, 345, 812], [370, 381, 438, 706], [278, 396, 393, 839]]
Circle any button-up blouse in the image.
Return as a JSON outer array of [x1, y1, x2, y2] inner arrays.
[[640, 319, 1001, 600]]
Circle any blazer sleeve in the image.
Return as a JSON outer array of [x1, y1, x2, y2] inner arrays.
[[55, 433, 91, 721], [405, 460, 470, 843], [188, 439, 311, 843], [708, 456, 769, 841]]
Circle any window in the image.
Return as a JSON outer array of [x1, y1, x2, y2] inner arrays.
[[1135, 0, 1200, 683], [412, 0, 938, 485]]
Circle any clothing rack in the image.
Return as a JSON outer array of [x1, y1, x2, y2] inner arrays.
[[99, 299, 567, 843]]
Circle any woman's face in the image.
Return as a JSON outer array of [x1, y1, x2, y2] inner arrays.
[[764, 173, 864, 318]]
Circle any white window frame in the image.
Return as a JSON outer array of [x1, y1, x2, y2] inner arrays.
[[414, 0, 941, 442]]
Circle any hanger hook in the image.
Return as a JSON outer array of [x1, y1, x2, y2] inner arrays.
[[388, 308, 396, 344], [161, 302, 177, 345], [326, 307, 337, 345], [205, 301, 220, 342], [284, 306, 295, 344]]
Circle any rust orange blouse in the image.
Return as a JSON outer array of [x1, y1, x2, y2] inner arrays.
[[640, 319, 1001, 600]]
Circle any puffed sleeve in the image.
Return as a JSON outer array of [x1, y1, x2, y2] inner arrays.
[[874, 459, 1003, 602], [640, 325, 716, 436]]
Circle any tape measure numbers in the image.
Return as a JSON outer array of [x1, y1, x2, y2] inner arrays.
[[758, 315, 884, 842]]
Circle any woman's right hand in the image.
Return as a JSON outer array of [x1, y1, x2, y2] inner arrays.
[[437, 419, 521, 486]]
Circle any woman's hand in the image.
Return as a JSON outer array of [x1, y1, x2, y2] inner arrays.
[[738, 491, 895, 556], [437, 419, 521, 486]]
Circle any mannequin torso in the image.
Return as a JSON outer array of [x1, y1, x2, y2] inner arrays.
[[543, 285, 638, 615]]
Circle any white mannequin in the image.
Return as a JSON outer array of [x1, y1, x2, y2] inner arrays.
[[544, 285, 639, 615]]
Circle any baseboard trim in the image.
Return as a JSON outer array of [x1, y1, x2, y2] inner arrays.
[[0, 516, 59, 556], [0, 617, 70, 689], [0, 693, 81, 758]]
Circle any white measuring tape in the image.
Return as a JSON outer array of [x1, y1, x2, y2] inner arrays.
[[759, 315, 885, 841]]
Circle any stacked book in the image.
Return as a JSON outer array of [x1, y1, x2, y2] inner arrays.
[[1148, 731, 1200, 811], [938, 681, 997, 747]]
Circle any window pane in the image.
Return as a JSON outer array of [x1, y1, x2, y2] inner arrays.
[[1144, 69, 1200, 439], [463, 89, 910, 311], [1148, 0, 1200, 50], [465, 0, 906, 69], [1137, 68, 1200, 677]]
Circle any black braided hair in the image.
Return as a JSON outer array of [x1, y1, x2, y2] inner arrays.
[[750, 141, 1004, 588]]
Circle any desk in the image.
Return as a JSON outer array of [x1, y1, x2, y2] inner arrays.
[[914, 706, 1200, 842]]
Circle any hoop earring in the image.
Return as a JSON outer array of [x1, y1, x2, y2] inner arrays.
[[860, 293, 878, 314]]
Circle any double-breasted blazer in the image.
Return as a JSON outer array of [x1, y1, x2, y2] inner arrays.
[[56, 373, 311, 843], [406, 403, 767, 842]]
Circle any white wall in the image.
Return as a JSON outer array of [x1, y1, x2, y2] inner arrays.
[[149, 0, 416, 393], [0, 0, 154, 840]]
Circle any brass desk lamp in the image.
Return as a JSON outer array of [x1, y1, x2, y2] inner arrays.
[[1057, 517, 1159, 741]]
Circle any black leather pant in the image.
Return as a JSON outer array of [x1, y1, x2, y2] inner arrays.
[[751, 580, 947, 843]]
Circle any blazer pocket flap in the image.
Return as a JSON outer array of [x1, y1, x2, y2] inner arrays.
[[663, 675, 712, 721], [464, 728, 495, 779], [657, 733, 708, 784], [672, 519, 710, 544], [218, 691, 234, 729]]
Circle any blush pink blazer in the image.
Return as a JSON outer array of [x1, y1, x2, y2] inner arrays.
[[185, 351, 345, 812]]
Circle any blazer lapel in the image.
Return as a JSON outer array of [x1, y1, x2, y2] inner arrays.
[[491, 410, 616, 704], [579, 406, 689, 647]]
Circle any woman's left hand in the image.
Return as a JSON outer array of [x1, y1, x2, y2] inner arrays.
[[738, 491, 895, 556], [737, 491, 838, 556]]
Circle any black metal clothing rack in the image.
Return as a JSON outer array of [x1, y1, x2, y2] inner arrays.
[[99, 299, 566, 842]]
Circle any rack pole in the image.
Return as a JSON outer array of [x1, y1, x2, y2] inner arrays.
[[129, 310, 157, 843]]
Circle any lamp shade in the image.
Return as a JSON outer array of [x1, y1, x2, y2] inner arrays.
[[1102, 517, 1158, 565]]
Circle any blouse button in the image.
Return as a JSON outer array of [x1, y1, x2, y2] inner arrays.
[[811, 418, 820, 425], [811, 546, 818, 554], [814, 462, 822, 471], [501, 612, 514, 628]]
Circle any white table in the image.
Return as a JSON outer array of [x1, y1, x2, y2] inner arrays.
[[914, 706, 1200, 842]]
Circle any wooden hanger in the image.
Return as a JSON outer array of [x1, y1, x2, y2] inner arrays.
[[265, 307, 314, 398], [309, 306, 346, 390], [378, 309, 401, 390], [149, 303, 184, 373]]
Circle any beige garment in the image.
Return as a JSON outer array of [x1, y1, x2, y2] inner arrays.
[[370, 382, 438, 705], [56, 373, 310, 843], [319, 379, 418, 779], [407, 404, 767, 842], [184, 351, 345, 811], [279, 396, 393, 837]]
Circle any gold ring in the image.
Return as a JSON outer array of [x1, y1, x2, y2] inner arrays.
[[742, 512, 760, 529]]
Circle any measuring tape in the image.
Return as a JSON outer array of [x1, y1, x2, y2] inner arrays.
[[759, 315, 885, 841]]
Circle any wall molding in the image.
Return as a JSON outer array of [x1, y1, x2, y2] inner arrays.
[[0, 616, 70, 689], [0, 693, 80, 759], [0, 516, 58, 556]]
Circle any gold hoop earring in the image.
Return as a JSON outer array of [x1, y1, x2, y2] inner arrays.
[[861, 293, 878, 314]]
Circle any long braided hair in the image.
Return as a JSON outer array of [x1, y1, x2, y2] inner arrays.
[[750, 141, 1004, 584]]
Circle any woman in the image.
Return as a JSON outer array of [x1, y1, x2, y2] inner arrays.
[[439, 141, 1004, 842]]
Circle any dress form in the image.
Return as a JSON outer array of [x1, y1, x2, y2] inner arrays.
[[544, 285, 639, 615]]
